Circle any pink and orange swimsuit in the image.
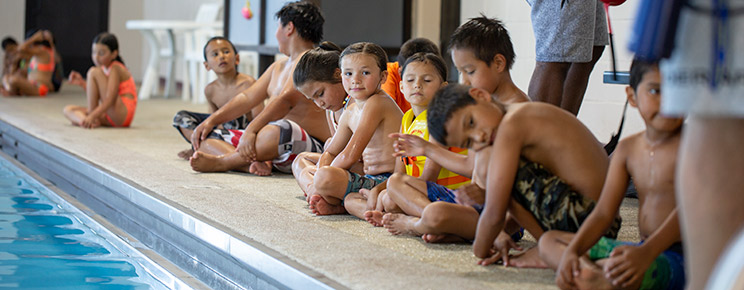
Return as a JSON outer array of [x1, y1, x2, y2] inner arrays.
[[102, 61, 137, 127], [27, 47, 55, 96]]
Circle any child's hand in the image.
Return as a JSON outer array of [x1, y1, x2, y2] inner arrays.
[[477, 231, 522, 266], [604, 245, 654, 288], [68, 71, 86, 89], [454, 184, 485, 207], [191, 120, 216, 149], [556, 250, 581, 289], [236, 131, 258, 162], [389, 133, 428, 157]]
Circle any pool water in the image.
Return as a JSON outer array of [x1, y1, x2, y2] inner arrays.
[[0, 155, 176, 289]]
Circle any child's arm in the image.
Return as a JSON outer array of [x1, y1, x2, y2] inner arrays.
[[603, 208, 680, 288], [556, 142, 630, 288], [204, 84, 219, 113], [191, 63, 274, 148], [81, 65, 124, 128], [330, 96, 387, 170], [419, 158, 442, 182], [236, 91, 299, 162], [318, 108, 354, 167], [390, 133, 473, 177]]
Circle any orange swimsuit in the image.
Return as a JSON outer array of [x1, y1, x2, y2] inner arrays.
[[103, 61, 137, 127], [27, 47, 55, 96]]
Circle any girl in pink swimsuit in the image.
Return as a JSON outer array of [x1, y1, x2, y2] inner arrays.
[[63, 32, 137, 128], [1, 30, 55, 97]]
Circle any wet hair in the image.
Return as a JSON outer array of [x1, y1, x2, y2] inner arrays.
[[275, 1, 324, 44], [449, 15, 515, 69], [629, 58, 659, 92], [294, 41, 343, 88], [339, 42, 388, 73], [93, 32, 124, 65], [397, 37, 439, 64], [203, 36, 237, 61], [400, 52, 448, 82], [2, 37, 17, 50], [427, 84, 478, 144]]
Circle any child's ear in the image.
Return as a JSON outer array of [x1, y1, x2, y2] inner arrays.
[[234, 52, 240, 65], [626, 86, 638, 108], [284, 21, 296, 36], [468, 87, 491, 102], [439, 81, 448, 88], [380, 70, 388, 86], [491, 54, 507, 73], [333, 67, 341, 81], [203, 61, 211, 71], [399, 78, 404, 93]]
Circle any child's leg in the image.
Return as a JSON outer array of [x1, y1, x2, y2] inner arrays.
[[344, 192, 368, 220], [386, 173, 431, 217], [190, 139, 251, 172], [86, 67, 127, 126], [503, 198, 549, 268], [536, 230, 575, 270], [248, 124, 282, 176], [309, 166, 349, 215], [7, 74, 41, 96], [382, 201, 478, 239], [291, 152, 320, 196], [62, 105, 88, 126]]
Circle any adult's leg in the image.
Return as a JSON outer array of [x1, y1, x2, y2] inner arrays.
[[560, 45, 605, 115], [677, 116, 744, 290], [528, 62, 570, 106]]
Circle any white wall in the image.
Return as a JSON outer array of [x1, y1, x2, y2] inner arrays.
[[460, 0, 645, 143], [111, 0, 145, 81], [0, 1, 26, 69]]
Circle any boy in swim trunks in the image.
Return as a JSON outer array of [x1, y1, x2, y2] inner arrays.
[[539, 60, 685, 290], [426, 84, 619, 268], [172, 37, 257, 160]]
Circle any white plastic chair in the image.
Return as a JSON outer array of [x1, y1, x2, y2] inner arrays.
[[182, 2, 223, 103]]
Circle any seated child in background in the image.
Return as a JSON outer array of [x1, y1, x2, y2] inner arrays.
[[427, 84, 619, 268], [381, 37, 441, 113], [172, 37, 257, 159], [291, 42, 365, 198], [308, 42, 403, 215], [2, 37, 18, 80], [188, 1, 329, 176], [2, 30, 55, 97], [63, 33, 137, 128], [539, 60, 685, 290], [356, 52, 464, 225]]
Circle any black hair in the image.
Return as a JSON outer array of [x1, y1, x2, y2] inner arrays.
[[339, 42, 388, 73], [449, 15, 515, 69], [275, 1, 324, 44], [25, 29, 52, 48], [397, 37, 439, 64], [203, 36, 237, 61], [294, 41, 342, 88], [629, 58, 659, 92], [427, 84, 477, 144], [400, 52, 448, 82], [93, 32, 124, 65], [2, 37, 17, 50]]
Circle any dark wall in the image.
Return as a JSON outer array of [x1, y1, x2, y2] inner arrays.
[[25, 0, 109, 76]]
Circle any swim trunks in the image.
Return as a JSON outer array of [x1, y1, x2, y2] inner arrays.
[[660, 0, 744, 117], [216, 119, 324, 173], [172, 110, 248, 142], [511, 158, 621, 238], [528, 0, 608, 62], [426, 181, 457, 203], [344, 172, 392, 202], [589, 237, 686, 290]]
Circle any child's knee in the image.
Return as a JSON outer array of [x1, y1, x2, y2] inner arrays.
[[420, 202, 451, 229], [86, 66, 103, 78], [387, 172, 409, 192], [314, 166, 346, 193]]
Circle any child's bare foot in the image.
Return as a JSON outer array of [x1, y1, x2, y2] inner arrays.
[[364, 210, 384, 227], [249, 161, 272, 176], [68, 71, 86, 89], [308, 195, 346, 215], [190, 151, 228, 172], [508, 247, 548, 268], [177, 148, 194, 160], [382, 213, 421, 236], [422, 233, 468, 243], [574, 257, 613, 290]]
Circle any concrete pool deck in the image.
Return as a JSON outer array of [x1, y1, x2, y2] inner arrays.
[[0, 85, 640, 289]]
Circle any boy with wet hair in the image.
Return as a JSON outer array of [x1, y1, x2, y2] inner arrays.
[[427, 83, 620, 268], [172, 36, 257, 159], [539, 60, 685, 290]]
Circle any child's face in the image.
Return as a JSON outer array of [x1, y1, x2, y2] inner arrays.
[[443, 88, 504, 151], [340, 53, 387, 101], [298, 79, 348, 111], [4, 44, 17, 54], [628, 67, 684, 132], [451, 48, 500, 94], [399, 61, 446, 108], [204, 39, 238, 74], [91, 43, 116, 67]]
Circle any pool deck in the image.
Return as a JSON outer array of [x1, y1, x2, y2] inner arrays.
[[0, 85, 640, 290]]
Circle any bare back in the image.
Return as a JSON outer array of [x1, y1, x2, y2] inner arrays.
[[622, 132, 680, 239], [504, 102, 609, 200], [344, 93, 402, 175]]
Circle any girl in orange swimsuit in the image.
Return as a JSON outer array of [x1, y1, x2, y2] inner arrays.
[[63, 32, 137, 128], [1, 30, 55, 97]]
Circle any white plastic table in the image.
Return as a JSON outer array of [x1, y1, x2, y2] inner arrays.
[[126, 20, 222, 100]]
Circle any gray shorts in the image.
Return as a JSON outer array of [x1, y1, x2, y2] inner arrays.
[[660, 0, 744, 117], [528, 0, 608, 62]]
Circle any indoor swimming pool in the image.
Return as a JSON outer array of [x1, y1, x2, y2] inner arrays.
[[0, 154, 184, 289]]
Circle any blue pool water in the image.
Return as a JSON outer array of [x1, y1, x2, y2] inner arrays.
[[0, 155, 176, 289]]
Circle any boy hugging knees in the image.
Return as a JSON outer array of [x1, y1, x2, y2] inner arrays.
[[427, 84, 618, 268], [173, 37, 257, 160], [539, 60, 685, 290], [307, 42, 403, 215]]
